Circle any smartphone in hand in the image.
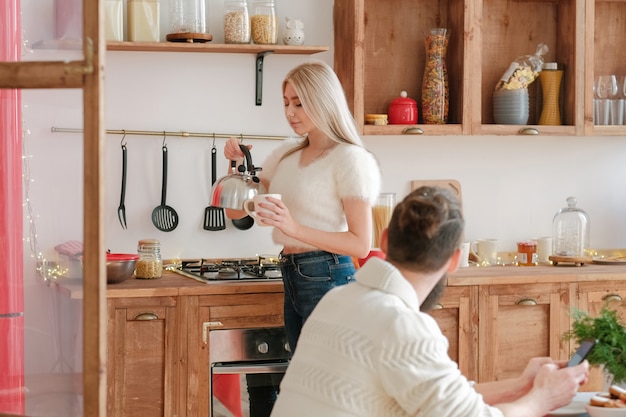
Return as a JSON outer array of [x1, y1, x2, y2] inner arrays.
[[567, 339, 597, 367]]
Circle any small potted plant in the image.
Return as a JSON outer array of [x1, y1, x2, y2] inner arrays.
[[563, 304, 626, 385]]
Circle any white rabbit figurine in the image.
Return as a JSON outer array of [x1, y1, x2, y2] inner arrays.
[[283, 17, 305, 46]]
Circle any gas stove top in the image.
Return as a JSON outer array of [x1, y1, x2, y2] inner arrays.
[[172, 256, 282, 282]]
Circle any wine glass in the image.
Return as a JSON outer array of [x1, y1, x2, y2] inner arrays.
[[596, 75, 618, 99]]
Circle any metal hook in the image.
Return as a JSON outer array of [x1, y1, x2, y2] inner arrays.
[[239, 133, 244, 143], [120, 130, 127, 147], [212, 133, 216, 147], [162, 131, 167, 147]]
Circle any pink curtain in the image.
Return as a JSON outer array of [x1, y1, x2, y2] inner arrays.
[[0, 0, 25, 413]]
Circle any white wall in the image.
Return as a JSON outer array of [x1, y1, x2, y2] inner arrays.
[[21, 0, 626, 264]]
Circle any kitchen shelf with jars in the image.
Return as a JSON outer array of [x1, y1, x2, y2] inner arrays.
[[106, 41, 328, 55], [335, 0, 626, 137]]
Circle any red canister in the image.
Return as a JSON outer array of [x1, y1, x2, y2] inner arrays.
[[388, 91, 418, 124]]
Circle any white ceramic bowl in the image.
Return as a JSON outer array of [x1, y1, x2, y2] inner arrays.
[[585, 404, 626, 417]]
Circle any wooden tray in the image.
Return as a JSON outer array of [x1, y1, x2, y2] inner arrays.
[[549, 255, 593, 267]]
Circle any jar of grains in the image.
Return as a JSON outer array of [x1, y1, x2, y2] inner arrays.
[[223, 0, 250, 44], [136, 238, 163, 279], [250, 1, 277, 44]]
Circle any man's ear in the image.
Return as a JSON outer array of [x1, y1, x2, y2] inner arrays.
[[447, 248, 461, 273], [380, 228, 389, 256]]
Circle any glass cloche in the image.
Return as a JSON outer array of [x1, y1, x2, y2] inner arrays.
[[552, 196, 590, 257]]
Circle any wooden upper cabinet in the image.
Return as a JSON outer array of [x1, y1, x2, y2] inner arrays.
[[333, 0, 597, 136], [585, 0, 626, 136], [334, 0, 467, 136]]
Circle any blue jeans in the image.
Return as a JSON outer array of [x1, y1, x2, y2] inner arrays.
[[279, 250, 356, 353]]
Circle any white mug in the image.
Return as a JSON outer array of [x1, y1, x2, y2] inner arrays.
[[459, 242, 471, 267], [533, 236, 553, 264], [470, 239, 498, 266], [243, 194, 282, 227]]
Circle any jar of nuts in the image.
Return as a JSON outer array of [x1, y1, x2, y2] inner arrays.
[[136, 238, 163, 279], [250, 1, 277, 45], [223, 1, 250, 44]]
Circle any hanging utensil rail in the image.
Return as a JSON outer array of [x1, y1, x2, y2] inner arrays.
[[50, 127, 289, 141]]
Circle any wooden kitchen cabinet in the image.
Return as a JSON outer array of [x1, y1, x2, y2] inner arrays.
[[333, 0, 599, 136], [428, 285, 479, 381], [575, 280, 626, 390], [477, 282, 572, 381], [106, 296, 182, 417]]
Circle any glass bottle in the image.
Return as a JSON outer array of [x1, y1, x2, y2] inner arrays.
[[552, 197, 590, 257], [538, 62, 564, 125], [250, 0, 277, 45], [223, 0, 250, 44], [136, 238, 163, 279], [128, 0, 160, 42], [421, 28, 449, 124]]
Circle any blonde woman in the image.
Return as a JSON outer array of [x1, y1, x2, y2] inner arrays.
[[224, 60, 381, 417]]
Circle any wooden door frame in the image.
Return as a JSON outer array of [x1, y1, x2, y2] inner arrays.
[[0, 1, 107, 416]]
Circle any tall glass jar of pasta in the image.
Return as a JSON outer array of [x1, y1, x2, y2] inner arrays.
[[421, 28, 449, 124], [250, 0, 277, 44]]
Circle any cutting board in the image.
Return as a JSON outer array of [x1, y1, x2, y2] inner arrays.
[[410, 179, 463, 211]]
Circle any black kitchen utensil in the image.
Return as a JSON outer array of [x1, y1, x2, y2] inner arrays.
[[151, 144, 179, 232], [117, 142, 128, 229], [203, 143, 226, 231], [232, 215, 255, 230]]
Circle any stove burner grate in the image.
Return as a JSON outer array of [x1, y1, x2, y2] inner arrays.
[[178, 256, 282, 281]]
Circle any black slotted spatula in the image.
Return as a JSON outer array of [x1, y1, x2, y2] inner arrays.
[[203, 143, 226, 231]]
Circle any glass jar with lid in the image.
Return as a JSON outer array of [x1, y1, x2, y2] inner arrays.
[[552, 196, 590, 257], [250, 0, 277, 45], [167, 0, 212, 42], [136, 238, 163, 279], [223, 0, 250, 44]]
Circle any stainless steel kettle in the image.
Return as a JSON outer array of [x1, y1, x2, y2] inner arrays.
[[209, 144, 267, 210]]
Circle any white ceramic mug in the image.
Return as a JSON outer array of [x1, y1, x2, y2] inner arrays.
[[533, 236, 553, 264], [243, 194, 282, 227], [459, 242, 471, 267], [470, 239, 498, 266]]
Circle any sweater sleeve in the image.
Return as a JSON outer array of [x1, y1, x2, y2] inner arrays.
[[334, 145, 382, 204]]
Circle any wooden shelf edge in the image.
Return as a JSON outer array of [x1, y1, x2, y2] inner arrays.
[[106, 41, 329, 55]]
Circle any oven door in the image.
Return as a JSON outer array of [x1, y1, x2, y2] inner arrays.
[[210, 361, 287, 417]]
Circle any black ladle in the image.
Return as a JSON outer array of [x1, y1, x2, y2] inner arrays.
[[151, 144, 179, 232], [232, 215, 254, 230]]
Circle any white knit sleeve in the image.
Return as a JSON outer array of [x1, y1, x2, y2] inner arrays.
[[334, 145, 382, 204]]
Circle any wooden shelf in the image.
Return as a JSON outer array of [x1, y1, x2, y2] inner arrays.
[[106, 41, 329, 55]]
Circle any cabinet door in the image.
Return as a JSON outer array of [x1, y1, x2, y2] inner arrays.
[[576, 281, 626, 391], [107, 297, 180, 417], [478, 282, 571, 382], [428, 286, 479, 381]]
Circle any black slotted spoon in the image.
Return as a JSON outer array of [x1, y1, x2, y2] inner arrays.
[[152, 144, 179, 232], [203, 143, 226, 230]]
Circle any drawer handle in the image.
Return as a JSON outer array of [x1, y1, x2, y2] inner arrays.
[[134, 312, 159, 320], [602, 294, 623, 302], [516, 298, 538, 306], [402, 127, 424, 135], [518, 127, 539, 135], [432, 303, 444, 310]]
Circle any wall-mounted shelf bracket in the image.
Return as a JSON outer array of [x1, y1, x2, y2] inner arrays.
[[255, 51, 274, 106]]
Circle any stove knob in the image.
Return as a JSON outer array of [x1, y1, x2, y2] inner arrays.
[[258, 342, 269, 354], [285, 342, 291, 352]]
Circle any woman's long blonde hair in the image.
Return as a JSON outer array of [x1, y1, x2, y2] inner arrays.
[[281, 61, 363, 158]]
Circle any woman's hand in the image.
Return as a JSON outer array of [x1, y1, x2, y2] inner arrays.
[[255, 196, 297, 233], [224, 137, 252, 161]]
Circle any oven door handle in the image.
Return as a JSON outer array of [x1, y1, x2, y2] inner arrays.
[[212, 362, 289, 375]]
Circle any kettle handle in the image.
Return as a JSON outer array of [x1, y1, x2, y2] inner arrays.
[[239, 144, 262, 176]]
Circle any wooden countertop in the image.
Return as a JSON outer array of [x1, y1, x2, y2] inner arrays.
[[51, 263, 626, 299], [51, 271, 284, 299], [448, 263, 626, 286]]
